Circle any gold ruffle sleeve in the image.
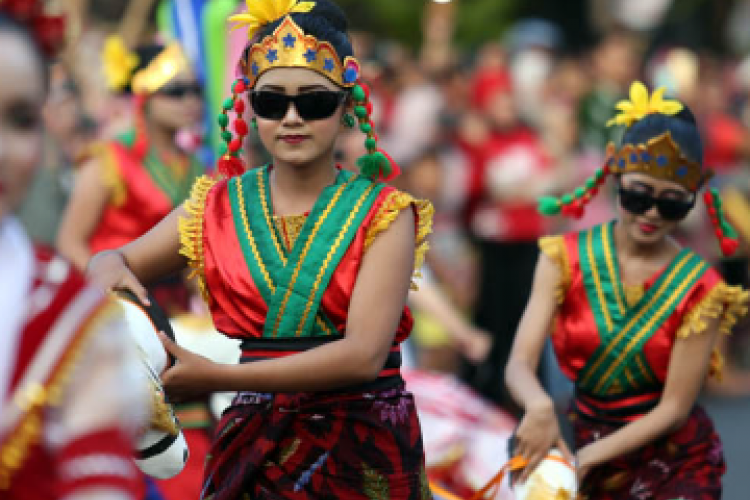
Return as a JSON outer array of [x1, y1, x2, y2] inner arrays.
[[178, 175, 218, 304], [538, 235, 571, 305], [364, 190, 434, 290]]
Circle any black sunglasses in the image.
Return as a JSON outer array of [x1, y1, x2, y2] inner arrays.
[[157, 82, 203, 98], [250, 90, 347, 121], [618, 186, 695, 221]]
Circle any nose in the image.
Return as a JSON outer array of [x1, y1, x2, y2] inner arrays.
[[281, 100, 303, 126], [644, 203, 661, 220]]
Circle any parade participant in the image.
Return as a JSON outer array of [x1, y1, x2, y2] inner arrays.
[[86, 0, 434, 499], [0, 2, 146, 499], [56, 37, 204, 313], [505, 81, 749, 499]]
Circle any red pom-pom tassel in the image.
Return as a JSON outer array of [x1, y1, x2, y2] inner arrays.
[[234, 99, 246, 114], [228, 139, 242, 153], [217, 155, 245, 178], [720, 238, 740, 256], [377, 148, 401, 182]]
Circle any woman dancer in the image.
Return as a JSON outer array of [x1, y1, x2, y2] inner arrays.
[[57, 37, 204, 313], [0, 2, 146, 498], [505, 81, 748, 499], [87, 0, 434, 498]]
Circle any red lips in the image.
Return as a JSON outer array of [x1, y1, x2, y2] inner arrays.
[[280, 135, 309, 145], [639, 223, 658, 234]]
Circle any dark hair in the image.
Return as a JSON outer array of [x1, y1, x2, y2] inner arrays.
[[0, 13, 48, 85], [621, 106, 703, 166], [245, 0, 354, 67], [122, 44, 167, 94]]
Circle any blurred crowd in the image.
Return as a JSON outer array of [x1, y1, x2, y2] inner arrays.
[[21, 0, 750, 410]]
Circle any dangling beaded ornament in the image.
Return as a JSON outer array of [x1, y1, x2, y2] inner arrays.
[[537, 145, 613, 219], [215, 78, 250, 178], [351, 81, 400, 182], [704, 188, 740, 256]]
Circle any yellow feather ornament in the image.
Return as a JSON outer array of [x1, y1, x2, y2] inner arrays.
[[229, 0, 316, 40], [606, 81, 684, 128]]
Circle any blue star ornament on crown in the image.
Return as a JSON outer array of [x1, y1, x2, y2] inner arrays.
[[231, 0, 361, 88]]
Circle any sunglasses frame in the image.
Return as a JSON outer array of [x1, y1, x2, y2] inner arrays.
[[617, 184, 696, 221], [249, 90, 348, 121]]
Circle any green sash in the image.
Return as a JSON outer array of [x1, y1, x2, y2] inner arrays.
[[116, 130, 203, 206], [228, 166, 385, 338], [577, 222, 708, 395]]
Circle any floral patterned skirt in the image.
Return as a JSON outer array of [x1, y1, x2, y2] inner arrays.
[[573, 405, 725, 500], [202, 382, 432, 500]]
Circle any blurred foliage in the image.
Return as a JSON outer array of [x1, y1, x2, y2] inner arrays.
[[336, 0, 521, 49]]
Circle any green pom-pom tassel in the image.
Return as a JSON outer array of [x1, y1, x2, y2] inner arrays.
[[360, 122, 372, 134], [594, 168, 605, 181], [218, 142, 228, 156], [722, 220, 738, 239], [342, 114, 356, 128], [221, 130, 233, 143], [561, 193, 574, 205], [222, 98, 234, 111], [711, 188, 722, 208], [357, 151, 390, 179], [354, 106, 368, 119], [538, 196, 562, 215], [218, 114, 229, 128], [351, 85, 366, 102], [585, 178, 596, 189], [365, 137, 377, 150], [574, 187, 586, 199]]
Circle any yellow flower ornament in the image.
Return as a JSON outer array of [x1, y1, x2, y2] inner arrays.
[[606, 81, 684, 128], [102, 36, 139, 91], [229, 0, 316, 40]]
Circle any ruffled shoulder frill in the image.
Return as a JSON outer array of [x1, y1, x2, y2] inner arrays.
[[538, 235, 571, 304], [178, 175, 220, 304], [363, 189, 434, 290]]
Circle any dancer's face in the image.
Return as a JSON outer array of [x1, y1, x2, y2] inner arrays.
[[617, 172, 694, 246], [147, 70, 204, 132], [0, 30, 45, 221], [252, 68, 347, 168]]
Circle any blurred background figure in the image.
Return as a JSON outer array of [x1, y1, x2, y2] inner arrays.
[[0, 3, 147, 499]]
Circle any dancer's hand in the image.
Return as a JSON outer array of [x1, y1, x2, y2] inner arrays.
[[513, 399, 573, 483], [87, 250, 150, 305], [454, 326, 492, 364], [159, 332, 221, 402]]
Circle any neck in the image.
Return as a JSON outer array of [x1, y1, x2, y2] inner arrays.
[[613, 220, 669, 259], [270, 153, 338, 214]]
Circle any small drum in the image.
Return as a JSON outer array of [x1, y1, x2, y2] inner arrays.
[[117, 290, 189, 480], [513, 450, 577, 500]]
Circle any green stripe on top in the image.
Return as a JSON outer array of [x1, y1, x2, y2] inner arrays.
[[578, 249, 707, 395], [143, 152, 204, 206], [264, 171, 384, 338], [229, 165, 385, 339]]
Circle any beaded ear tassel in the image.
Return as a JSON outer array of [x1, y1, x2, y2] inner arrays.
[[538, 164, 610, 219], [351, 81, 400, 182], [216, 78, 250, 178], [704, 188, 740, 256]]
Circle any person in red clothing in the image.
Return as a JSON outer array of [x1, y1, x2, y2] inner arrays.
[[460, 70, 556, 408], [0, 3, 146, 499]]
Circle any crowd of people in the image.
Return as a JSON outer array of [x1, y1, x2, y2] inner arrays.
[[3, 0, 750, 499]]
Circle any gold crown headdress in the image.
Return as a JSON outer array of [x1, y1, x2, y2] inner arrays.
[[215, 0, 399, 184], [229, 0, 360, 88], [102, 36, 189, 95], [538, 81, 740, 256]]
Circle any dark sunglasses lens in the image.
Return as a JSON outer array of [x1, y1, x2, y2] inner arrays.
[[251, 92, 289, 119], [160, 83, 202, 98], [619, 189, 653, 215], [657, 199, 693, 220], [294, 92, 344, 120]]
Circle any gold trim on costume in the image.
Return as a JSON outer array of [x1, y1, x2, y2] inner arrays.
[[179, 175, 218, 304], [676, 282, 749, 338], [539, 236, 570, 305], [364, 190, 434, 291], [131, 43, 190, 95]]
